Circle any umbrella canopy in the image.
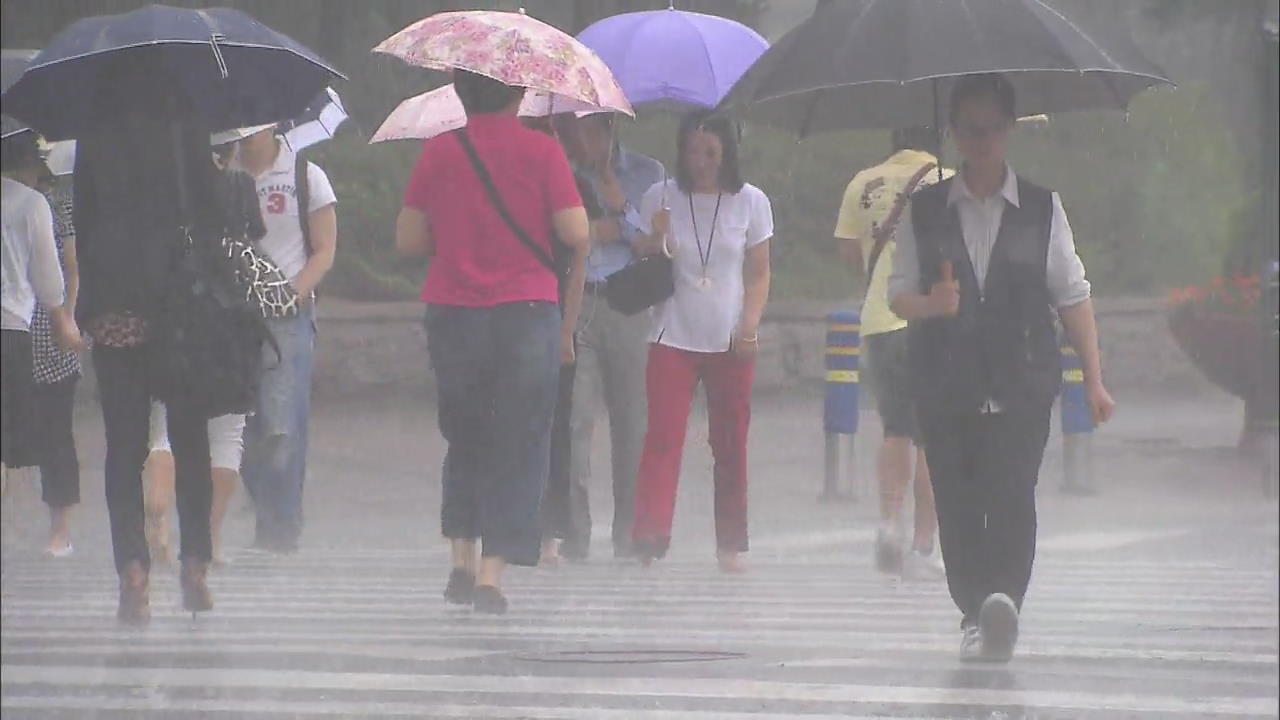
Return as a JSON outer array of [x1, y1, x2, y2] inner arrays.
[[373, 10, 631, 116], [279, 86, 348, 152], [1, 49, 39, 138], [369, 85, 610, 144], [1, 4, 344, 141], [577, 8, 769, 110], [719, 0, 1173, 136]]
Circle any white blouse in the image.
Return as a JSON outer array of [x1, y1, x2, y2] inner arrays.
[[638, 180, 774, 353]]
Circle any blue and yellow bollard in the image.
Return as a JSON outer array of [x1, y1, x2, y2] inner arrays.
[[1059, 336, 1096, 495], [822, 311, 861, 502]]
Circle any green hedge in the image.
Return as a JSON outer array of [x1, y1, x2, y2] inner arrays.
[[310, 81, 1249, 302]]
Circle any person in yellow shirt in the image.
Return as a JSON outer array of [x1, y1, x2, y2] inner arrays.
[[834, 127, 952, 579]]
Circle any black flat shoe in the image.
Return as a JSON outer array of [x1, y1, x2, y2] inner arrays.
[[472, 585, 508, 615], [443, 568, 475, 605]]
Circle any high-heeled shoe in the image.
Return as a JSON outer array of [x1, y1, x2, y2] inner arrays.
[[117, 561, 151, 626], [180, 559, 214, 615]]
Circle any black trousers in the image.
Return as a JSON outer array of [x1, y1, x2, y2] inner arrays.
[[93, 345, 212, 574], [920, 406, 1051, 626], [542, 363, 577, 544], [34, 376, 80, 508], [1, 330, 38, 469]]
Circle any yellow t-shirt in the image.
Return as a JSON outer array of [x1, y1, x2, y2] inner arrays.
[[834, 149, 952, 337]]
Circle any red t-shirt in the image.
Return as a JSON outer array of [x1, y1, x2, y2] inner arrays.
[[403, 113, 583, 307]]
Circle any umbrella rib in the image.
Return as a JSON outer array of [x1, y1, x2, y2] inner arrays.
[[1027, 0, 1122, 71]]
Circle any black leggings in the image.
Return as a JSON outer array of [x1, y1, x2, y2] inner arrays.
[[33, 376, 80, 508], [93, 345, 212, 574]]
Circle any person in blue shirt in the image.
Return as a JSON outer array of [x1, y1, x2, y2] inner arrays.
[[551, 112, 664, 561]]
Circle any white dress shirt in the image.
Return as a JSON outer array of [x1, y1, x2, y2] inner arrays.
[[888, 164, 1090, 309], [887, 165, 1091, 413]]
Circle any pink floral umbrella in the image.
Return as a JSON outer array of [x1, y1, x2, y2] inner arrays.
[[373, 10, 632, 116], [370, 84, 609, 144]]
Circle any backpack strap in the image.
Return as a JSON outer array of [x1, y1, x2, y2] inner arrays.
[[452, 128, 560, 278], [295, 151, 312, 257], [866, 161, 936, 283]]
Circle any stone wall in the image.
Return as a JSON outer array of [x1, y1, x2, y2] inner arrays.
[[74, 295, 1220, 405], [303, 295, 1218, 401]]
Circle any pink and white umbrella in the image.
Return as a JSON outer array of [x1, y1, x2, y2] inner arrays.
[[370, 84, 607, 144], [373, 10, 632, 117]]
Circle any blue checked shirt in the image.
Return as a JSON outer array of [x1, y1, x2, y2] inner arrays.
[[580, 148, 666, 284]]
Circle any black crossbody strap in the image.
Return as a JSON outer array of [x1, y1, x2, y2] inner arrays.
[[453, 129, 559, 276]]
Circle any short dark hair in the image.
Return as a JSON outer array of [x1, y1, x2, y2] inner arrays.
[[891, 125, 937, 154], [675, 111, 744, 195], [1, 131, 43, 173], [949, 73, 1017, 125], [454, 70, 523, 116]]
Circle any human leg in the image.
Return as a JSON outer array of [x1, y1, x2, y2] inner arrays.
[[92, 345, 153, 624], [631, 344, 701, 561], [144, 402, 176, 562], [598, 303, 650, 558], [920, 415, 985, 626], [207, 413, 246, 564], [240, 306, 315, 551], [34, 376, 80, 554], [479, 302, 560, 570], [703, 350, 756, 565]]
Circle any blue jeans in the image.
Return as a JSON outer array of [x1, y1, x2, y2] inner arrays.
[[242, 302, 315, 550], [426, 301, 560, 567]]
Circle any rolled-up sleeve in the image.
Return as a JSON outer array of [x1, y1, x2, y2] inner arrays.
[[887, 209, 920, 305], [1047, 192, 1091, 308], [28, 195, 66, 309]]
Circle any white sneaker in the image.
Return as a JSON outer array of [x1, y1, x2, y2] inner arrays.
[[978, 593, 1019, 663], [959, 624, 984, 662], [902, 547, 945, 581]]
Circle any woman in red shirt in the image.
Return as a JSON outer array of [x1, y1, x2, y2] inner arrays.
[[395, 71, 590, 615]]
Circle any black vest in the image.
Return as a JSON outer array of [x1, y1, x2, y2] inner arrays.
[[907, 175, 1061, 419]]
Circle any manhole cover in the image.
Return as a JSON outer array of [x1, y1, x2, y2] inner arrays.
[[513, 649, 746, 665]]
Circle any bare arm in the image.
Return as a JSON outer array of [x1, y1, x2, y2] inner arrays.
[[291, 204, 337, 299], [837, 235, 866, 291], [740, 240, 772, 338], [395, 207, 434, 258], [553, 206, 591, 364], [62, 236, 80, 317], [1059, 298, 1115, 424]]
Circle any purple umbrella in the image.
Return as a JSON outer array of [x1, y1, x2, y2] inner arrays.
[[577, 6, 768, 111]]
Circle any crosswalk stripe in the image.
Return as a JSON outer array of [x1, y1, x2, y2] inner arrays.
[[3, 665, 1275, 716], [3, 550, 1275, 718], [0, 696, 950, 720]]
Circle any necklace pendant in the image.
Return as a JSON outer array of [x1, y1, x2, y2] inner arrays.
[[696, 276, 714, 291]]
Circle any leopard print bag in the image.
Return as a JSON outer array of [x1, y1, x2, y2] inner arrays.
[[221, 237, 300, 319]]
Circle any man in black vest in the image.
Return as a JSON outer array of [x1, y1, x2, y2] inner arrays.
[[889, 74, 1114, 663]]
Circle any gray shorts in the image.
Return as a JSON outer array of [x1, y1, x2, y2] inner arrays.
[[863, 329, 919, 442]]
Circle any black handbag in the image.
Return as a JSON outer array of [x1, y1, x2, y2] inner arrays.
[[604, 253, 674, 315]]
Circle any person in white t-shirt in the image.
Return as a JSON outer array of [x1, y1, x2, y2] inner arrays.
[[2, 133, 81, 493], [233, 126, 337, 554], [630, 112, 774, 573]]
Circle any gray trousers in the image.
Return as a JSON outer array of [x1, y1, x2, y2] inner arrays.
[[565, 287, 650, 557]]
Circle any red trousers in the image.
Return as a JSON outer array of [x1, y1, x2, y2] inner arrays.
[[632, 343, 756, 557]]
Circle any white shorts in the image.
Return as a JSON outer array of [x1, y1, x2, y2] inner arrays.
[[149, 401, 247, 471]]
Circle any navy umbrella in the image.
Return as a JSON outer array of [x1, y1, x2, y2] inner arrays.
[[1, 4, 343, 141], [279, 86, 348, 152], [1, 49, 39, 138], [720, 0, 1172, 136]]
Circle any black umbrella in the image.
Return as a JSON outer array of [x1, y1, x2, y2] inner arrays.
[[720, 0, 1173, 137], [1, 49, 39, 139], [1, 4, 343, 141]]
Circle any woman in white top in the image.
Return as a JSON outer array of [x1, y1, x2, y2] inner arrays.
[[631, 112, 773, 573]]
